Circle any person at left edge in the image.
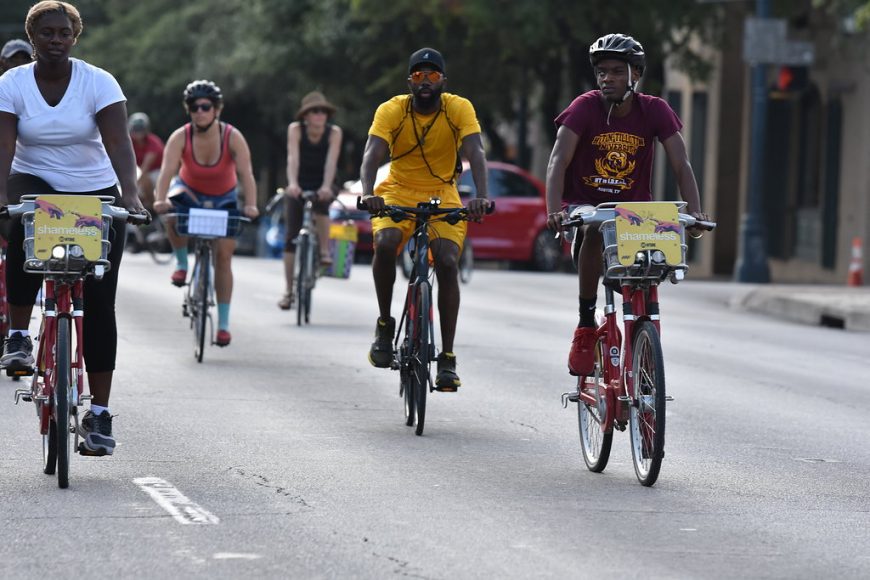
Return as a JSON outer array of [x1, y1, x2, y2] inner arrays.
[[0, 38, 32, 74], [0, 1, 146, 456]]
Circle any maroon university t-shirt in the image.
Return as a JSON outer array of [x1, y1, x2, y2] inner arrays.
[[555, 91, 682, 208]]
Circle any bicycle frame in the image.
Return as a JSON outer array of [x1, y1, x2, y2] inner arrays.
[[30, 278, 87, 435], [394, 207, 436, 371], [576, 282, 658, 433]]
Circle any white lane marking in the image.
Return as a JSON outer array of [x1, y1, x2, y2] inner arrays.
[[134, 477, 219, 525], [213, 553, 263, 560]]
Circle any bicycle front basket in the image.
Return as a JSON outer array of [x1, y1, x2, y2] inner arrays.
[[174, 208, 244, 239], [22, 211, 112, 274], [601, 219, 688, 281]]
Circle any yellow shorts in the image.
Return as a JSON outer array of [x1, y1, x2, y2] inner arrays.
[[371, 180, 466, 251]]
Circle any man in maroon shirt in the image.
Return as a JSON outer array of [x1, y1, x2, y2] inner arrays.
[[545, 33, 709, 376], [128, 112, 164, 210]]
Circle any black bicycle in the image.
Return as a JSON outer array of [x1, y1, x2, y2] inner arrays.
[[171, 207, 247, 362], [359, 197, 492, 435], [125, 213, 172, 264]]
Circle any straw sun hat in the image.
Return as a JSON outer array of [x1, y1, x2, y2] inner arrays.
[[296, 91, 337, 120]]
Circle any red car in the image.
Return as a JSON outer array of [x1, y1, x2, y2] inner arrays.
[[331, 161, 565, 271]]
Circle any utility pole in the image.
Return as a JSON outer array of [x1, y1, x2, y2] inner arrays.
[[735, 0, 771, 282]]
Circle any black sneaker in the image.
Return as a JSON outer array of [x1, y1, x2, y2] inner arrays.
[[78, 410, 115, 456], [0, 332, 35, 370], [368, 316, 395, 368], [435, 352, 461, 392]]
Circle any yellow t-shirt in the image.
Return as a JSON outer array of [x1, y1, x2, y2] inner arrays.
[[369, 93, 481, 190]]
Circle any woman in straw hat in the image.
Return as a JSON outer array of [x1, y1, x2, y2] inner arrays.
[[278, 91, 343, 310]]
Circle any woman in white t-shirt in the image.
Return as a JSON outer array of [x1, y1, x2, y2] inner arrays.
[[0, 1, 145, 457]]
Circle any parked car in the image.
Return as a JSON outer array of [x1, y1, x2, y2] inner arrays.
[[330, 161, 565, 271]]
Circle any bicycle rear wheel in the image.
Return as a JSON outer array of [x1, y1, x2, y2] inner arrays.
[[577, 336, 613, 472], [412, 283, 431, 436], [193, 250, 210, 363], [54, 317, 73, 489], [296, 236, 309, 326], [628, 321, 666, 486]]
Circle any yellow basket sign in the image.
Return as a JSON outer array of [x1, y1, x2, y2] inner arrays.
[[329, 223, 358, 242], [613, 202, 682, 266], [33, 195, 103, 261]]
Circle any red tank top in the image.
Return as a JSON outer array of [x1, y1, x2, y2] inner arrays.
[[178, 123, 238, 196]]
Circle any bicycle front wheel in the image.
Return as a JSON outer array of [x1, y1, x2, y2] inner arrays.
[[193, 251, 210, 363], [577, 336, 613, 472], [399, 339, 415, 427], [459, 242, 473, 284], [145, 218, 173, 264], [54, 317, 73, 489], [412, 283, 431, 436], [628, 321, 666, 486], [296, 236, 309, 326]]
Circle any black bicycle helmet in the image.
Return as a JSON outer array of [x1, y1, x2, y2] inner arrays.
[[183, 79, 223, 105], [589, 33, 645, 73]]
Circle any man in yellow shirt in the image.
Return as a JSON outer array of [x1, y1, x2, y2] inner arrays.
[[360, 47, 489, 391]]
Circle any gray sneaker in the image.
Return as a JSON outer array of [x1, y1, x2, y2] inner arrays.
[[78, 410, 115, 456], [0, 332, 35, 369]]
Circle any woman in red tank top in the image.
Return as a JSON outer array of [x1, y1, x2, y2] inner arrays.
[[153, 80, 260, 348]]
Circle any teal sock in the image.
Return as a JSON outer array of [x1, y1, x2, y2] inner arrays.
[[218, 303, 230, 331], [174, 247, 188, 270]]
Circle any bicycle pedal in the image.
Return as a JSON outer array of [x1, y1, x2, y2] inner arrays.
[[13, 389, 32, 404], [77, 443, 107, 457], [561, 391, 580, 407], [5, 366, 34, 377]]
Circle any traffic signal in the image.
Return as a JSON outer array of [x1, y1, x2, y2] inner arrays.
[[776, 66, 809, 93]]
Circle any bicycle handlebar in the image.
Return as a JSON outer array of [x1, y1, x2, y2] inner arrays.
[[562, 205, 716, 232], [0, 197, 151, 226], [356, 196, 495, 223]]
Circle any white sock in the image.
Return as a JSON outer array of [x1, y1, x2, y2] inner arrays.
[[90, 404, 110, 416], [9, 329, 29, 338]]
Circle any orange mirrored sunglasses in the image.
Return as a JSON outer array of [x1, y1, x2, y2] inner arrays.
[[408, 70, 444, 84]]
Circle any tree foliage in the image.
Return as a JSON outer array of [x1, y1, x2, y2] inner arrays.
[[4, 0, 731, 187]]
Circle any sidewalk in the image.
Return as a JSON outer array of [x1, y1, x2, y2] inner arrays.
[[730, 284, 870, 331]]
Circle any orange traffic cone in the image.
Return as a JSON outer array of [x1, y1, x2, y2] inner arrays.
[[847, 236, 863, 287]]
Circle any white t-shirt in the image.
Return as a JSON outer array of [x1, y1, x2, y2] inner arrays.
[[0, 58, 125, 192]]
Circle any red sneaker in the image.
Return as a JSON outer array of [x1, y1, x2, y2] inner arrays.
[[170, 269, 187, 287], [215, 330, 231, 347], [568, 326, 597, 376]]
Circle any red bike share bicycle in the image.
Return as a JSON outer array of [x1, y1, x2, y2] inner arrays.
[[3, 194, 146, 488], [561, 202, 715, 486]]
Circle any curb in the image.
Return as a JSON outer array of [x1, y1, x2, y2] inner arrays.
[[732, 287, 870, 332]]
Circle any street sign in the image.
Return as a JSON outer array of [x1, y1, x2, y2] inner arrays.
[[743, 17, 815, 65]]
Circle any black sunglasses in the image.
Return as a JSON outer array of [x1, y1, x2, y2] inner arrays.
[[189, 103, 214, 113]]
